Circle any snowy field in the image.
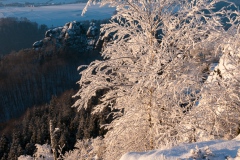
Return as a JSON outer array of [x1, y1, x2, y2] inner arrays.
[[120, 136, 240, 160], [0, 3, 115, 27]]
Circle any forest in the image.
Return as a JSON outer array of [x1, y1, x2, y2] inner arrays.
[[0, 17, 107, 159], [0, 17, 47, 56], [1, 0, 240, 159]]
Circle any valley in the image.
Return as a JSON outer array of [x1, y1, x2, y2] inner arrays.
[[0, 3, 115, 27]]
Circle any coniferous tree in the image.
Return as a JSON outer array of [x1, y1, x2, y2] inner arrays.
[[0, 135, 9, 159], [8, 131, 23, 160]]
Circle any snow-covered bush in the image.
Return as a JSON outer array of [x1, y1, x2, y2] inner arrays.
[[73, 0, 240, 159], [18, 155, 34, 160], [33, 144, 54, 160], [18, 144, 54, 160], [182, 26, 240, 141], [189, 146, 214, 160], [62, 137, 104, 160]]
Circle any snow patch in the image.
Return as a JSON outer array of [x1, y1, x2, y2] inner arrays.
[[120, 139, 240, 160]]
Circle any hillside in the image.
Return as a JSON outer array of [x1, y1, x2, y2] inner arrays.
[[0, 19, 106, 159], [0, 18, 106, 122], [0, 17, 47, 55], [1, 0, 240, 159]]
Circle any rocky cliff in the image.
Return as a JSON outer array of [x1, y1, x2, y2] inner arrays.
[[0, 21, 102, 122], [33, 21, 100, 53]]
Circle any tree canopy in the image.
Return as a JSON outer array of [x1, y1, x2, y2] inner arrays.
[[73, 0, 240, 159]]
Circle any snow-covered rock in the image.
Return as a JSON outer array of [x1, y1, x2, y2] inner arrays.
[[33, 40, 43, 49], [86, 22, 98, 38], [33, 20, 101, 53]]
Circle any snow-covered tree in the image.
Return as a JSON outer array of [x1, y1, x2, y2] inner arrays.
[[73, 0, 240, 159], [18, 144, 54, 160], [49, 120, 60, 160], [62, 137, 104, 160], [182, 20, 240, 141]]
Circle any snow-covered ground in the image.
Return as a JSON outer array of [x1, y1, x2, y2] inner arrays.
[[120, 136, 240, 160], [0, 3, 115, 27], [19, 136, 240, 160]]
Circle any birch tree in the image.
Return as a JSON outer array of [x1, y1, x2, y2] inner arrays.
[[73, 0, 239, 159]]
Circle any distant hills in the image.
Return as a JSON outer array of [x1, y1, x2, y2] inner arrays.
[[0, 3, 115, 28], [0, 0, 88, 6], [1, 0, 239, 6]]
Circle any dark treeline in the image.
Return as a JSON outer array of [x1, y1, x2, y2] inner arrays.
[[0, 89, 108, 160], [0, 17, 47, 55], [0, 47, 101, 122], [0, 17, 110, 159], [0, 17, 109, 123]]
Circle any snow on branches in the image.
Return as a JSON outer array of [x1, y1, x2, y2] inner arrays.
[[73, 0, 240, 159]]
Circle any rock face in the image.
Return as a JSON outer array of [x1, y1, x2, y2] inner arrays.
[[95, 31, 113, 51], [33, 21, 100, 53], [33, 40, 43, 48], [86, 22, 98, 38], [86, 22, 100, 50]]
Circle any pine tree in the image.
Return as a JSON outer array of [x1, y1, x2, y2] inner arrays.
[[0, 135, 9, 159], [8, 131, 23, 160]]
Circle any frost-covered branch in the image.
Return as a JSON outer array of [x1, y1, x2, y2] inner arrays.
[[74, 0, 240, 159]]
